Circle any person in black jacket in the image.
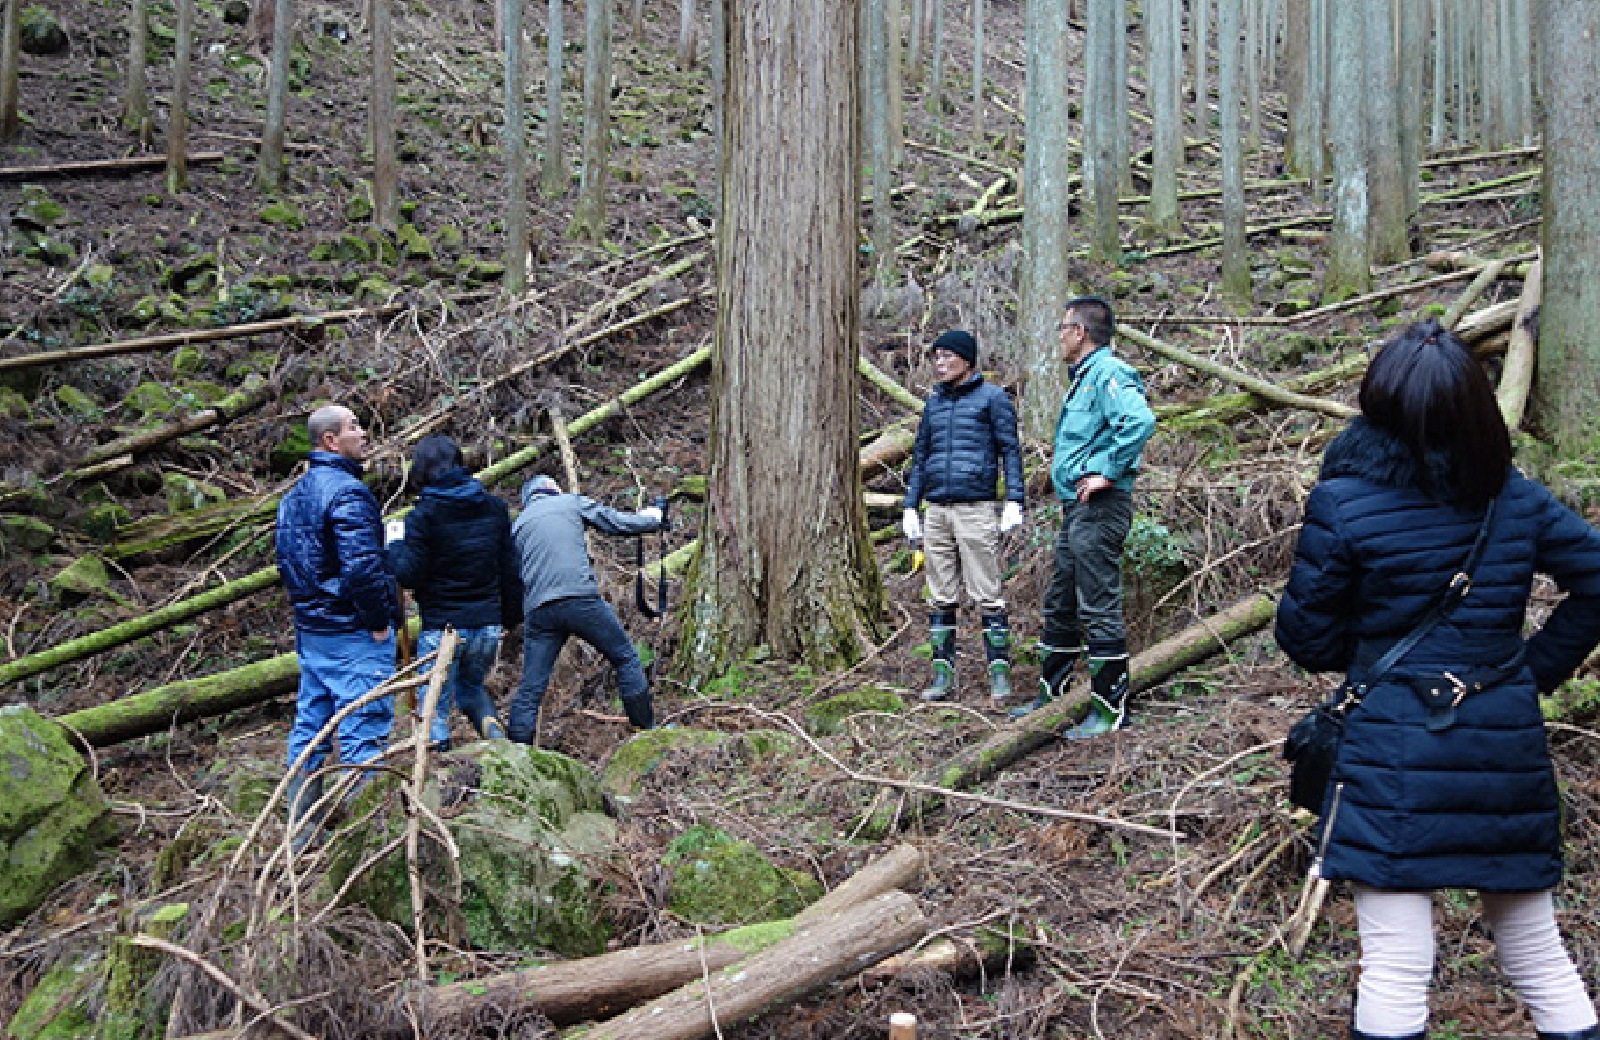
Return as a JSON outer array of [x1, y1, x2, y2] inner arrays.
[[901, 329, 1025, 701], [388, 436, 523, 749], [1276, 321, 1600, 1040]]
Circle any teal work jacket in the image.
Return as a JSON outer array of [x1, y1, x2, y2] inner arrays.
[[1050, 345, 1156, 499]]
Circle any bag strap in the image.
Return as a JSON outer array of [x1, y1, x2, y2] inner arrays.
[[1354, 493, 1499, 694]]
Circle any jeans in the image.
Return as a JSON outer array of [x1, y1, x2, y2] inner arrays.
[[417, 625, 502, 746], [1041, 488, 1133, 653], [288, 628, 396, 773], [509, 595, 650, 743], [1353, 885, 1598, 1036]]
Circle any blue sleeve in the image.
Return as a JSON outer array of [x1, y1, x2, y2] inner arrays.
[[332, 488, 398, 631], [1091, 366, 1156, 483], [386, 504, 428, 592], [1524, 480, 1600, 691], [1275, 483, 1360, 674], [990, 388, 1025, 506], [903, 409, 931, 509]]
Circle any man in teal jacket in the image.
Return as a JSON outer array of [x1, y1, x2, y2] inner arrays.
[[1014, 296, 1156, 736]]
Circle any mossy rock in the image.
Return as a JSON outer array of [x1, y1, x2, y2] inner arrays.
[[162, 472, 226, 513], [803, 686, 907, 736], [663, 825, 822, 927], [456, 257, 505, 285], [396, 223, 434, 260], [53, 384, 101, 419], [308, 233, 372, 263], [269, 424, 310, 474], [123, 382, 178, 418], [100, 902, 189, 1040], [0, 387, 32, 420], [326, 743, 620, 957], [600, 726, 730, 800], [0, 705, 115, 928], [344, 191, 374, 223], [354, 275, 398, 303], [6, 954, 98, 1040], [164, 253, 217, 296], [80, 503, 130, 544], [171, 345, 204, 373], [48, 553, 118, 604], [258, 203, 305, 230], [434, 223, 465, 254], [18, 6, 68, 55], [1, 514, 56, 552], [14, 190, 65, 229], [123, 293, 187, 327], [224, 350, 278, 383]]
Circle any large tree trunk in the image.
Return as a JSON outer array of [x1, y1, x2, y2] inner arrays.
[[503, 0, 528, 296], [1144, 0, 1181, 237], [1533, 0, 1600, 455], [1321, 0, 1370, 301], [567, 0, 612, 240], [867, 0, 895, 286], [165, 0, 195, 193], [1018, 0, 1073, 439], [1362, 0, 1407, 264], [682, 0, 884, 686], [1084, 0, 1121, 263], [970, 0, 984, 145], [256, 0, 293, 190], [1189, 0, 1208, 132], [1281, 0, 1310, 175], [370, 0, 398, 231]]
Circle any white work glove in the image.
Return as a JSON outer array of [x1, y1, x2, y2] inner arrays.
[[638, 506, 664, 524], [384, 519, 406, 546], [1000, 501, 1023, 534], [902, 508, 922, 541]]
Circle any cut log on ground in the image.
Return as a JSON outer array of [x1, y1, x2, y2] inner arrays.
[[573, 890, 926, 1040], [77, 377, 276, 470], [0, 151, 225, 180], [1120, 327, 1356, 420]]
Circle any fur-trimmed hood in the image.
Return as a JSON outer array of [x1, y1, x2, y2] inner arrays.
[[1319, 416, 1459, 498]]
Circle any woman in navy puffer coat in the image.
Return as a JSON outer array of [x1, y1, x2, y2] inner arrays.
[[1276, 320, 1600, 1040]]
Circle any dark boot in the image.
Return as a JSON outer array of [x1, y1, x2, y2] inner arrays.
[[920, 611, 958, 702], [1537, 1027, 1600, 1039], [1063, 653, 1129, 739], [1008, 640, 1083, 719], [1350, 1030, 1426, 1040], [285, 770, 326, 854], [621, 694, 655, 730], [479, 714, 507, 740], [981, 612, 1012, 701]]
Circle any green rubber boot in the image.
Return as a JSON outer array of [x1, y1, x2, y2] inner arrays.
[[920, 611, 958, 702], [1062, 654, 1129, 739], [982, 613, 1013, 701], [1008, 641, 1083, 719]]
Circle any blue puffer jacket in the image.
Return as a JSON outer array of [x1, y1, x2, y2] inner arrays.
[[903, 374, 1025, 508], [1277, 418, 1600, 892], [275, 451, 400, 635], [388, 468, 523, 632]]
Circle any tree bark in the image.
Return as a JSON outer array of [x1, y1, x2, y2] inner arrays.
[[867, 0, 895, 286], [1084, 0, 1121, 263], [165, 0, 195, 194], [970, 0, 984, 145], [567, 0, 612, 240], [122, 0, 151, 137], [677, 0, 696, 67], [1017, 0, 1072, 439], [1145, 0, 1181, 237], [1189, 0, 1209, 133], [1533, 0, 1600, 455], [370, 0, 399, 232], [504, 0, 529, 296], [578, 891, 926, 1040], [256, 0, 294, 191], [1321, 0, 1370, 301], [0, 0, 19, 142], [1363, 0, 1407, 264], [1217, 0, 1249, 303], [540, 0, 568, 196], [683, 0, 884, 685]]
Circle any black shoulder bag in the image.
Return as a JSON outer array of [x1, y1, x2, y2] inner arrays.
[[1284, 495, 1498, 814]]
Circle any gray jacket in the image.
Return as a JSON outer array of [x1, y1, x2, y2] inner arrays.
[[512, 490, 662, 612]]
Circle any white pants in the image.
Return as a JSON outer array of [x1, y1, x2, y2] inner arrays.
[[1353, 885, 1598, 1037]]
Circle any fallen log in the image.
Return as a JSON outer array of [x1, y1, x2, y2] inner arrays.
[[0, 151, 225, 180], [77, 377, 275, 470], [1440, 259, 1506, 330], [0, 567, 282, 689], [860, 420, 918, 480], [878, 593, 1278, 832], [1496, 256, 1541, 431], [109, 495, 278, 560], [1119, 327, 1356, 420], [573, 890, 926, 1040]]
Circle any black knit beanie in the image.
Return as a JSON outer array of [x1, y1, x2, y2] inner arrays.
[[932, 329, 978, 367]]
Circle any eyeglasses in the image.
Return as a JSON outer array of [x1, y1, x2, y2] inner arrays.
[[1059, 321, 1084, 334], [932, 349, 962, 361]]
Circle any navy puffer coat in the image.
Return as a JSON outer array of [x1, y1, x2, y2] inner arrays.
[[275, 451, 401, 635], [903, 374, 1025, 508], [387, 468, 523, 632], [1276, 418, 1600, 892]]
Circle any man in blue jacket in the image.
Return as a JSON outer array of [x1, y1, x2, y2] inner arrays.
[[275, 404, 401, 841], [1013, 297, 1156, 737], [902, 329, 1025, 702]]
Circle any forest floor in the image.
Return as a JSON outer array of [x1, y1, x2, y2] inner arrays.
[[2, 0, 1596, 1038]]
